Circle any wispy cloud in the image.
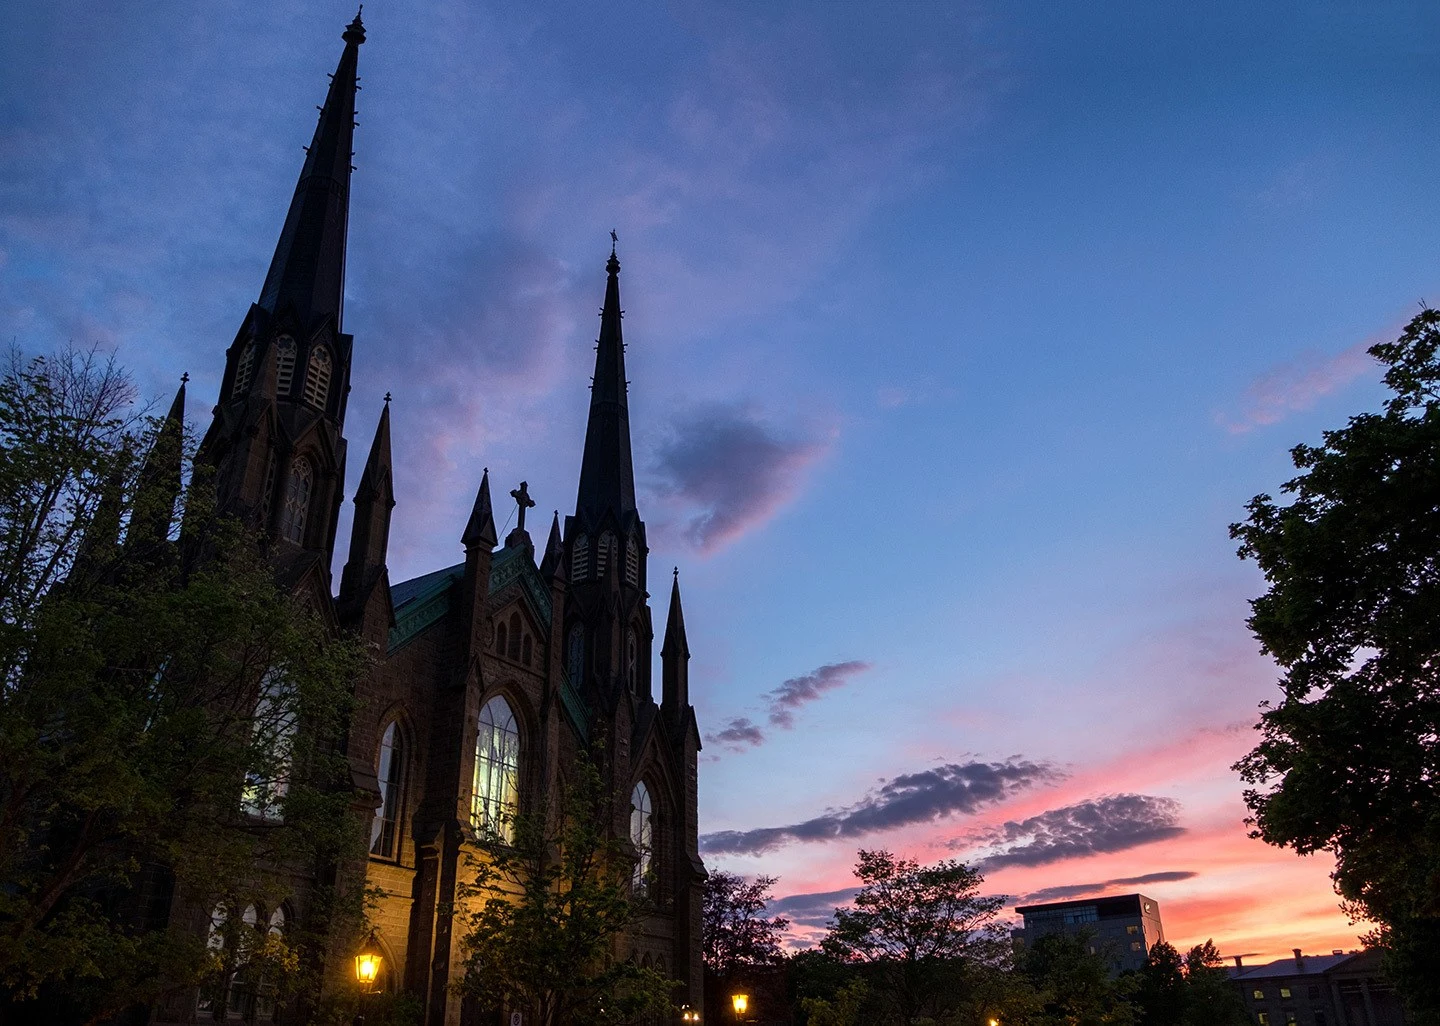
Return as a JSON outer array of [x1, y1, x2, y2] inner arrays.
[[1016, 870, 1198, 906], [701, 758, 1060, 855], [769, 887, 860, 930], [766, 660, 871, 728], [969, 794, 1185, 870], [1217, 342, 1375, 434], [648, 402, 831, 552]]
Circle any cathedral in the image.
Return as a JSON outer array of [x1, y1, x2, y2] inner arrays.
[[167, 12, 705, 1023]]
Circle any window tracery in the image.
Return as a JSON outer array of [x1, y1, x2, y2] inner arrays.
[[630, 780, 653, 892], [572, 534, 589, 582], [280, 458, 312, 545], [274, 336, 297, 395], [303, 346, 332, 409], [371, 720, 405, 859], [233, 342, 256, 396], [473, 695, 519, 842]]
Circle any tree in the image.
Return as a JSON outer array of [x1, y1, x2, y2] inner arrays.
[[457, 748, 673, 1026], [1133, 942, 1186, 1026], [1178, 941, 1246, 1026], [1020, 931, 1135, 1026], [703, 871, 789, 976], [1231, 307, 1440, 1022], [820, 850, 1008, 1025], [0, 347, 368, 1022]]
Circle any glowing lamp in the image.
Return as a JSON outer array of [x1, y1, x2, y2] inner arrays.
[[680, 1005, 701, 1022], [731, 993, 748, 1018], [354, 931, 383, 992]]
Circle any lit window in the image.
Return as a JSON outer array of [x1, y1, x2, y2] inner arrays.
[[233, 342, 256, 396], [625, 536, 639, 585], [274, 336, 297, 394], [571, 534, 589, 582], [280, 458, 312, 544], [1254, 990, 1265, 1000], [242, 672, 295, 821], [626, 628, 639, 693], [1127, 925, 1139, 935], [302, 346, 332, 409], [371, 721, 405, 858], [1258, 1014, 1270, 1026], [630, 781, 653, 892], [567, 626, 584, 687], [473, 696, 519, 842], [1280, 988, 1292, 999]]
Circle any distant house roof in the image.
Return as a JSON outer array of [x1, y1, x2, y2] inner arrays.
[[1229, 952, 1358, 979]]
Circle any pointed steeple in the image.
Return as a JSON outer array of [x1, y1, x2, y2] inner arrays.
[[662, 567, 691, 718], [661, 568, 689, 660], [540, 510, 564, 579], [257, 11, 364, 333], [129, 376, 187, 548], [339, 398, 393, 605], [463, 468, 498, 550], [574, 243, 637, 525]]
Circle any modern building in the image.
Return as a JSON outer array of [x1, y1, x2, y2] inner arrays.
[[147, 13, 705, 1025], [1014, 893, 1165, 974], [1231, 948, 1407, 1026]]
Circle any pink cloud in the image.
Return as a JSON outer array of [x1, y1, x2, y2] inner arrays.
[[1217, 341, 1376, 434]]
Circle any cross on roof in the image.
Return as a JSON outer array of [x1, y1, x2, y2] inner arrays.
[[510, 481, 536, 532]]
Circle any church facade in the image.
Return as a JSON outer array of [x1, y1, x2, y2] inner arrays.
[[175, 13, 705, 1024]]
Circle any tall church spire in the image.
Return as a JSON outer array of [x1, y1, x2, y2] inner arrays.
[[574, 243, 637, 526], [339, 397, 393, 605], [257, 10, 364, 333]]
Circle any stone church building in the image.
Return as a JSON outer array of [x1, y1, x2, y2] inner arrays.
[[169, 13, 705, 1023]]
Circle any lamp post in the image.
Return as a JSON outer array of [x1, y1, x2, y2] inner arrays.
[[730, 993, 748, 1024], [353, 930, 383, 1026]]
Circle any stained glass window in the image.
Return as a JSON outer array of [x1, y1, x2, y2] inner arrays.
[[630, 781, 652, 892], [473, 696, 519, 842], [371, 721, 404, 858], [280, 459, 312, 544]]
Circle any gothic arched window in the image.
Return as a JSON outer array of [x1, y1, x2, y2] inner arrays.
[[370, 720, 405, 859], [571, 534, 589, 582], [303, 347, 333, 409], [626, 536, 639, 586], [495, 622, 507, 656], [280, 458, 312, 545], [473, 695, 519, 842], [507, 612, 521, 660], [241, 672, 295, 821], [630, 781, 653, 892], [522, 633, 533, 667], [626, 627, 639, 694], [233, 342, 256, 396], [566, 626, 585, 687], [274, 336, 297, 395]]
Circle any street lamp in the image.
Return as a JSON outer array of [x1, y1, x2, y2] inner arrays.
[[680, 1004, 701, 1022], [353, 931, 383, 1025], [731, 993, 748, 1023]]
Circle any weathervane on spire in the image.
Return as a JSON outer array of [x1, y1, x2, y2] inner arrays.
[[610, 229, 618, 253]]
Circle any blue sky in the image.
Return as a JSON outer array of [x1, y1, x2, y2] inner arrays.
[[5, 0, 1438, 956]]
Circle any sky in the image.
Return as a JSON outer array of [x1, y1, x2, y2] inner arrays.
[[5, 0, 1439, 963]]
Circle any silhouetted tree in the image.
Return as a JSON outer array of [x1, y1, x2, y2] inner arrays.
[[1134, 942, 1186, 1026], [820, 850, 1007, 1025], [703, 871, 790, 977], [0, 347, 366, 1022], [1179, 941, 1247, 1026], [1231, 306, 1440, 1022]]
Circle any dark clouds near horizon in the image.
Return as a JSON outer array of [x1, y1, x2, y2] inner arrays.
[[700, 758, 1059, 855], [649, 403, 828, 552], [972, 794, 1185, 870], [1016, 870, 1198, 905]]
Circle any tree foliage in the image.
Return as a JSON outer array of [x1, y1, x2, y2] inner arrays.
[[820, 850, 1007, 1025], [0, 347, 367, 1022], [1231, 307, 1440, 1020], [1019, 931, 1136, 1026], [702, 870, 790, 977], [457, 749, 673, 1026]]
